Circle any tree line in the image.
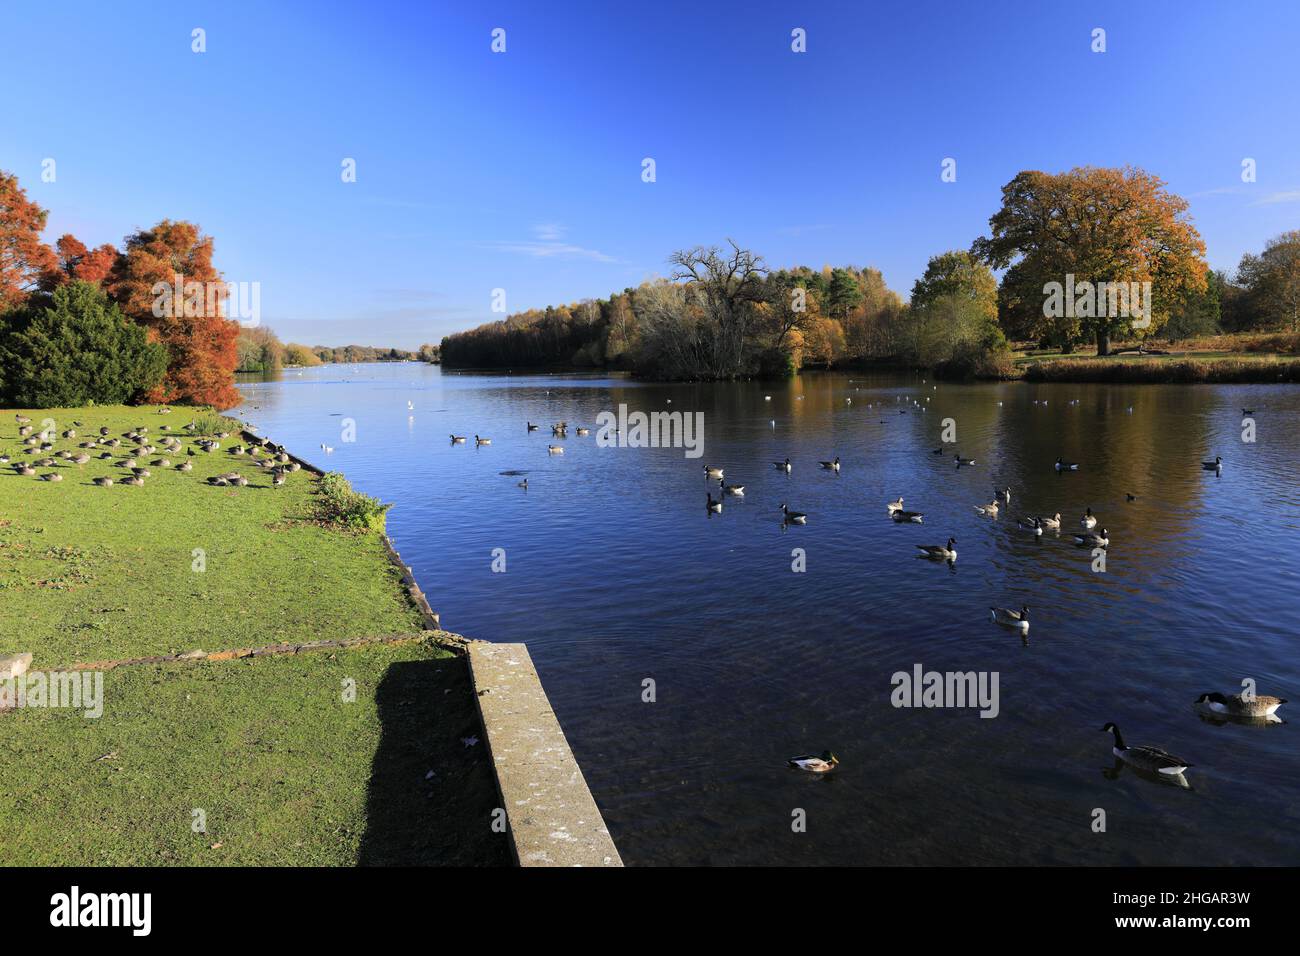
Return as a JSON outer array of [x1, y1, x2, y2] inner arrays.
[[442, 166, 1300, 379], [234, 325, 428, 372]]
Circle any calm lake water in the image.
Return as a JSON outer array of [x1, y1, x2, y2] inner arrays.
[[236, 363, 1300, 866]]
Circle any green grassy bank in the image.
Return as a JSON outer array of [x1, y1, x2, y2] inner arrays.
[[0, 405, 507, 865]]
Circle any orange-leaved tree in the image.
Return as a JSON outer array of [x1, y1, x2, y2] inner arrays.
[[107, 220, 241, 409], [0, 171, 58, 313], [41, 234, 120, 290]]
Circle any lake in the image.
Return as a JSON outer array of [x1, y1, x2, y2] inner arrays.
[[236, 363, 1300, 865]]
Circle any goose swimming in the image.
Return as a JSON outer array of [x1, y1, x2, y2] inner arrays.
[[818, 456, 841, 472], [1080, 507, 1096, 529], [1195, 691, 1286, 719], [788, 751, 838, 773], [475, 435, 491, 446], [450, 434, 467, 443], [707, 493, 723, 514], [1055, 457, 1078, 471], [1075, 528, 1109, 548], [1202, 456, 1222, 470], [917, 538, 957, 560], [719, 478, 745, 496], [779, 503, 806, 524], [1038, 512, 1062, 530], [773, 458, 792, 472], [1101, 723, 1190, 776], [892, 509, 924, 523], [974, 501, 999, 516], [703, 465, 725, 479], [547, 445, 564, 454], [954, 455, 976, 467], [1017, 517, 1043, 535], [886, 496, 904, 513], [990, 605, 1029, 632]]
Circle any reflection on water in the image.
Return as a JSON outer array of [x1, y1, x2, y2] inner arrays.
[[237, 363, 1300, 865]]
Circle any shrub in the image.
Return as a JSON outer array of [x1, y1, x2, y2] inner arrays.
[[315, 472, 392, 531], [188, 409, 242, 436], [0, 280, 167, 407]]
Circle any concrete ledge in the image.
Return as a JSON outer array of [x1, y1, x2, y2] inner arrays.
[[468, 643, 622, 867]]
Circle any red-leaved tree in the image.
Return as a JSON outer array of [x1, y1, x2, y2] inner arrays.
[[0, 171, 58, 313]]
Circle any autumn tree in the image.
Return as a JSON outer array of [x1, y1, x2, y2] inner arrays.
[[0, 171, 58, 314], [911, 251, 998, 324], [107, 219, 241, 408], [972, 167, 1208, 354], [1237, 230, 1300, 332], [41, 234, 119, 289]]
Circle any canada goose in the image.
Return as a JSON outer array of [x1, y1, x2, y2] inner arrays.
[[526, 422, 538, 431], [72, 454, 91, 467], [234, 475, 248, 486], [719, 477, 744, 496], [0, 455, 8, 464], [15, 414, 31, 424], [153, 458, 170, 468], [1241, 408, 1254, 416], [1017, 517, 1043, 535], [132, 468, 151, 478], [121, 476, 144, 486], [93, 476, 113, 487], [208, 476, 229, 486], [932, 447, 944, 455], [177, 461, 193, 472], [892, 509, 924, 523], [1038, 512, 1062, 530], [17, 465, 35, 476], [990, 605, 1029, 631], [547, 445, 564, 454], [707, 493, 723, 513], [119, 458, 137, 469], [321, 443, 334, 453], [100, 427, 109, 436], [887, 496, 904, 513], [18, 426, 32, 437], [62, 429, 75, 439], [1195, 691, 1286, 719], [788, 751, 838, 773], [1126, 493, 1138, 502], [576, 427, 590, 436], [40, 472, 63, 482], [475, 435, 491, 446], [1075, 528, 1109, 548], [517, 478, 528, 489], [779, 504, 806, 524], [773, 458, 792, 472], [917, 538, 957, 560], [975, 501, 999, 516], [1101, 723, 1190, 776], [1202, 456, 1223, 470], [998, 487, 1011, 503], [272, 473, 286, 486], [450, 434, 467, 443], [703, 465, 725, 479], [1055, 457, 1078, 471], [1080, 507, 1096, 529], [954, 455, 976, 467], [819, 457, 841, 472], [98, 452, 112, 460]]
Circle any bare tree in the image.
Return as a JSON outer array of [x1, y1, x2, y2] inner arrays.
[[666, 240, 767, 377]]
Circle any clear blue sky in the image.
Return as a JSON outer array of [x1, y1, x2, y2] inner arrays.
[[3, 0, 1298, 350]]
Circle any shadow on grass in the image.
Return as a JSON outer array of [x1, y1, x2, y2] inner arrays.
[[359, 656, 511, 866]]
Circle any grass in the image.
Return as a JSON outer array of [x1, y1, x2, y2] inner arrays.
[[0, 404, 507, 866], [1021, 355, 1300, 383]]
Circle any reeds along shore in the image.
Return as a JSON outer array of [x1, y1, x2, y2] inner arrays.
[[1022, 356, 1300, 384]]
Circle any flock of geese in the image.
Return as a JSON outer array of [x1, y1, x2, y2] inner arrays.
[[7, 411, 301, 490]]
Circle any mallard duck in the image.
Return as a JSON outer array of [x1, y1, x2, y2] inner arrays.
[[780, 503, 806, 524], [707, 493, 723, 514], [1195, 692, 1286, 719], [703, 465, 725, 479], [474, 435, 491, 446], [773, 458, 792, 472], [1080, 507, 1096, 529], [1101, 723, 1190, 776], [818, 456, 841, 472], [547, 445, 564, 454], [450, 434, 467, 443], [917, 538, 957, 560], [1202, 456, 1222, 470], [1017, 517, 1043, 535], [1075, 528, 1109, 548], [719, 478, 744, 496], [975, 501, 999, 516], [990, 605, 1029, 631], [892, 509, 924, 523], [1055, 457, 1078, 471], [788, 751, 838, 773], [887, 496, 904, 513]]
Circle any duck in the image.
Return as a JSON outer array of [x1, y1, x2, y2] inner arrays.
[[1080, 507, 1096, 529], [886, 496, 904, 513], [773, 458, 792, 472], [954, 455, 976, 467], [990, 605, 1029, 632], [1101, 723, 1190, 776], [974, 501, 999, 516], [818, 456, 841, 472], [1055, 457, 1079, 471], [547, 445, 564, 454], [719, 478, 744, 496], [1202, 456, 1223, 470], [788, 751, 838, 773], [1195, 691, 1286, 719], [1017, 517, 1043, 535], [1075, 528, 1109, 548], [706, 493, 723, 514], [703, 465, 725, 479], [450, 434, 467, 443], [892, 509, 924, 523], [1038, 512, 1062, 530], [779, 503, 806, 524], [474, 435, 491, 446], [917, 538, 957, 560]]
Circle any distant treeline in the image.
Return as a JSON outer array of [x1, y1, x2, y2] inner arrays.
[[442, 166, 1300, 380], [236, 328, 440, 371]]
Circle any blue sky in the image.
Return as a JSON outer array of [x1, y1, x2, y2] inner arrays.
[[3, 0, 1299, 349]]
